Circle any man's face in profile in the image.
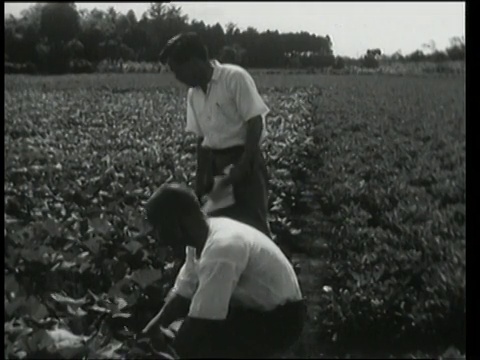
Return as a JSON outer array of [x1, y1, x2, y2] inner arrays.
[[168, 58, 201, 88], [153, 221, 187, 261]]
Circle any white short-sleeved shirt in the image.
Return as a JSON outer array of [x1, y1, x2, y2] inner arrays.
[[186, 60, 270, 150], [170, 217, 303, 320]]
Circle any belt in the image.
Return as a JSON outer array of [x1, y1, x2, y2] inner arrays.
[[209, 145, 245, 155]]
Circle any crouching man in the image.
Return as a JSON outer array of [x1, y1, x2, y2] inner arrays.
[[142, 183, 305, 358]]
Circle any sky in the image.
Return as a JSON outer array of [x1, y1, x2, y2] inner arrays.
[[4, 2, 465, 57]]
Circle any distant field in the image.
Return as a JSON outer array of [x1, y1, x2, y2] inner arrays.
[[5, 66, 465, 90], [5, 73, 465, 359], [4, 71, 351, 90]]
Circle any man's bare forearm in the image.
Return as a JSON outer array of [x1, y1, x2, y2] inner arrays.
[[224, 116, 263, 185], [195, 137, 212, 197], [145, 294, 191, 331], [243, 115, 263, 161], [159, 294, 191, 327]]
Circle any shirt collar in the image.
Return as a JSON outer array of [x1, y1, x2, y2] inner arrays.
[[192, 60, 221, 92], [184, 219, 214, 261], [210, 60, 221, 82]]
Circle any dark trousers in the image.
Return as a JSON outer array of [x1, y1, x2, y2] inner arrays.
[[207, 146, 271, 237], [186, 300, 306, 359]]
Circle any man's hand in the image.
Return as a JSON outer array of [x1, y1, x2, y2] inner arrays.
[[206, 177, 230, 204], [141, 294, 191, 335], [203, 172, 236, 210], [195, 145, 214, 201], [205, 160, 248, 204], [224, 115, 263, 186], [196, 175, 215, 201], [225, 158, 251, 185], [142, 313, 162, 334]]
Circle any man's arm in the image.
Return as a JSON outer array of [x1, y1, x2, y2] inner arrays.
[[224, 69, 269, 185], [172, 249, 248, 357], [142, 293, 191, 333], [225, 115, 263, 185], [186, 90, 211, 199], [195, 137, 213, 199], [143, 248, 198, 333]]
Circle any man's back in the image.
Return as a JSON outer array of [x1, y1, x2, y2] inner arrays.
[[201, 217, 302, 311], [170, 216, 305, 358]]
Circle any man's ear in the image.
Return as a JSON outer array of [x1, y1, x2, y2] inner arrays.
[[171, 217, 183, 240], [177, 215, 195, 245]]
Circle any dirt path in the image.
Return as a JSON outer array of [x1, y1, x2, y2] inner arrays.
[[279, 253, 328, 359]]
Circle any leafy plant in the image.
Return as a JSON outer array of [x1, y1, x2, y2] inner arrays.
[[4, 73, 465, 358]]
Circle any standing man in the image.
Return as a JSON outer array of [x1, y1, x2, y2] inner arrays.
[[159, 32, 271, 236]]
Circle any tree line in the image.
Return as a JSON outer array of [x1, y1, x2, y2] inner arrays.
[[4, 2, 465, 74]]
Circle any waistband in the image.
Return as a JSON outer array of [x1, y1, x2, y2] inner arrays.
[[277, 298, 306, 309], [209, 145, 245, 155]]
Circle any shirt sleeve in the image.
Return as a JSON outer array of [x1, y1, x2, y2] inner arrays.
[[188, 259, 241, 320], [185, 89, 203, 136], [188, 239, 249, 320], [229, 69, 270, 122], [170, 247, 198, 299]]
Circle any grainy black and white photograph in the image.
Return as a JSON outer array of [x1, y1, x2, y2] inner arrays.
[[4, 1, 466, 359]]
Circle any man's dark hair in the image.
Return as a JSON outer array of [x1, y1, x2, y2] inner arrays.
[[159, 32, 209, 65], [145, 183, 201, 228]]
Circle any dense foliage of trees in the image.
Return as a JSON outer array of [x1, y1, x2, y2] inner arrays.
[[4, 2, 465, 74]]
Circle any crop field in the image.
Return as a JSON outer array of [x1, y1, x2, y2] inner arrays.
[[4, 72, 465, 359]]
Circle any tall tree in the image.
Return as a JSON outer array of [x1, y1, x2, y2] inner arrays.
[[126, 10, 138, 26], [5, 4, 44, 64], [225, 22, 239, 38], [122, 11, 147, 59], [6, 1, 466, 73], [148, 2, 168, 20], [422, 40, 437, 54], [446, 36, 465, 61], [206, 23, 225, 59], [78, 8, 113, 63], [40, 3, 80, 46]]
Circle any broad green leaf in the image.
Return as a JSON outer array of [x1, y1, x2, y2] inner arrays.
[[129, 268, 163, 289], [93, 340, 123, 359], [24, 297, 49, 321], [5, 297, 27, 317], [83, 237, 103, 255], [44, 326, 88, 359], [66, 305, 88, 317], [123, 240, 143, 255], [5, 274, 20, 294], [112, 312, 131, 319], [50, 293, 88, 307], [89, 217, 113, 236]]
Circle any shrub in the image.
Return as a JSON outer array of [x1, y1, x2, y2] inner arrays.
[[96, 60, 164, 73], [333, 56, 346, 70], [5, 62, 38, 74], [68, 59, 95, 74], [362, 55, 379, 69]]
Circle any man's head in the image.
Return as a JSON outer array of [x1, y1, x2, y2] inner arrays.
[[145, 183, 206, 258], [159, 32, 210, 87]]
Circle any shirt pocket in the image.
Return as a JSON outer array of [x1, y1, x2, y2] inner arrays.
[[212, 96, 240, 124]]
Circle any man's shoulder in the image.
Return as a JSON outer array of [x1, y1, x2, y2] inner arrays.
[[187, 87, 199, 98], [206, 217, 274, 250], [203, 218, 252, 256], [208, 217, 247, 243], [208, 216, 258, 235], [218, 62, 246, 73], [216, 62, 250, 80]]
